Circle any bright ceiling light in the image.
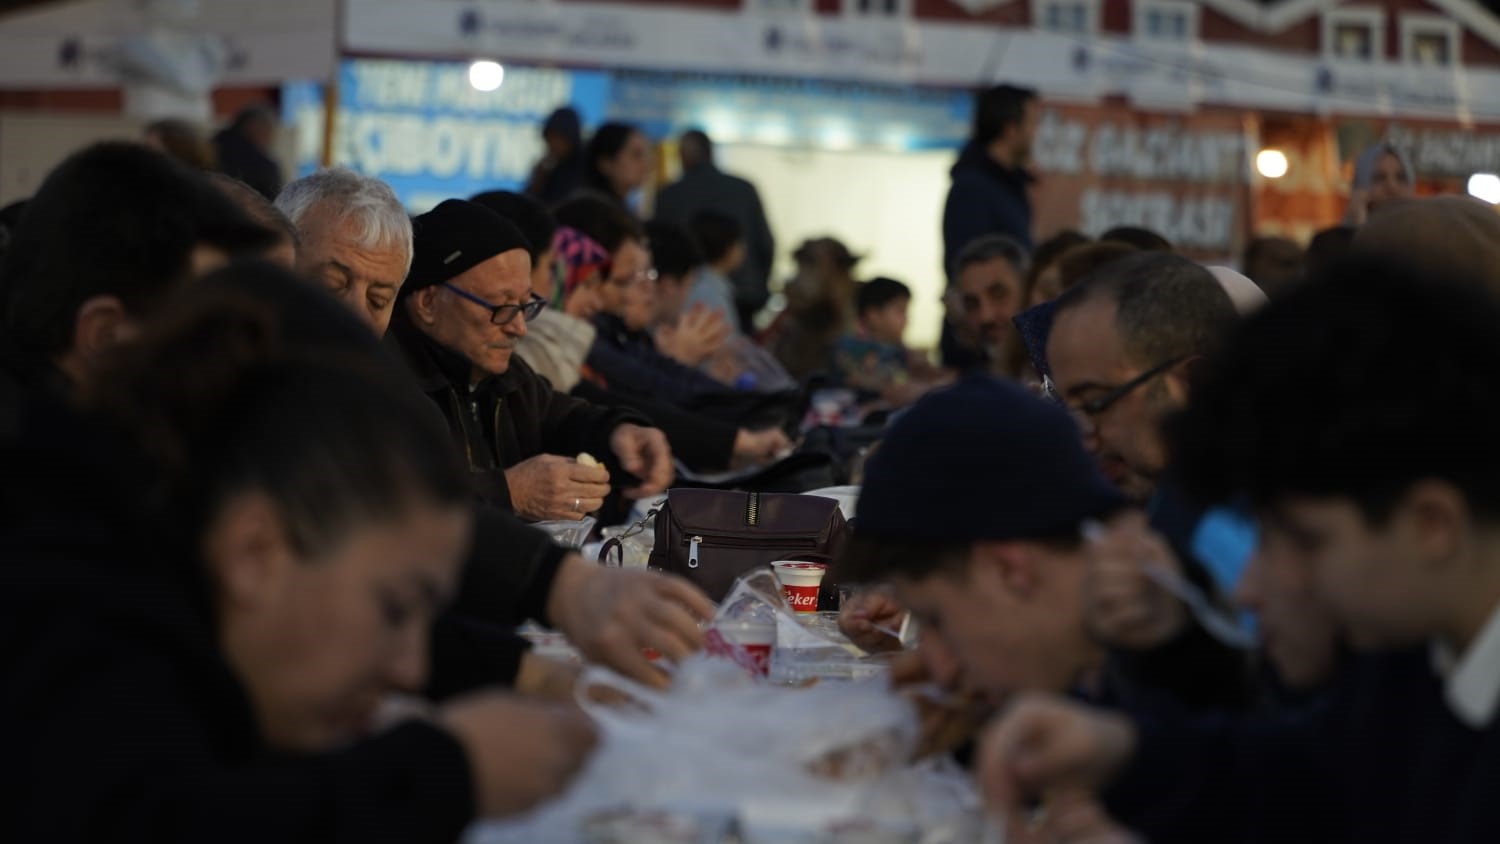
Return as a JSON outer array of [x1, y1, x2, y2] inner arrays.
[[1255, 148, 1289, 179], [468, 60, 504, 92], [1468, 172, 1500, 205]]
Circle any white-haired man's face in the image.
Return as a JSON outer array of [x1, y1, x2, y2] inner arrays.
[[295, 202, 409, 337]]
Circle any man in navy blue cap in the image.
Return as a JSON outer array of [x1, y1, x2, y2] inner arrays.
[[840, 374, 1129, 706]]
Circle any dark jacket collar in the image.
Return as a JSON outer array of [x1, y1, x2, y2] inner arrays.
[[387, 306, 525, 397], [952, 141, 1035, 188]]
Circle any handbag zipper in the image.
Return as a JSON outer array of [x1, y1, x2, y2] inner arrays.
[[683, 534, 820, 570]]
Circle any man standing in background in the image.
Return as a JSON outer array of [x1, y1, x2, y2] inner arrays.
[[943, 84, 1040, 269], [655, 130, 776, 331], [940, 84, 1040, 371]]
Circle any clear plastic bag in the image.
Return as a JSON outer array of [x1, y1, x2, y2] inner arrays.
[[532, 516, 598, 549], [467, 571, 984, 844]]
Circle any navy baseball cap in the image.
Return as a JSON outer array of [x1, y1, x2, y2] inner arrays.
[[854, 374, 1126, 543]]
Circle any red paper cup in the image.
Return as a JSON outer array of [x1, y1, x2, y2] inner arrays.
[[772, 561, 827, 613], [713, 619, 776, 676]]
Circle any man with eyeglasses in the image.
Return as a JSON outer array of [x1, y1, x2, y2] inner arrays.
[[1046, 252, 1235, 505], [1045, 252, 1258, 713], [388, 199, 674, 523]]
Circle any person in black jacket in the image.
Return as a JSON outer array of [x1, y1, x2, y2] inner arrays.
[[0, 272, 595, 842], [391, 198, 673, 521], [977, 256, 1500, 844], [942, 83, 1038, 274]]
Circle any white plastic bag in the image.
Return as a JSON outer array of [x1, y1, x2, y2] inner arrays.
[[467, 571, 979, 843]]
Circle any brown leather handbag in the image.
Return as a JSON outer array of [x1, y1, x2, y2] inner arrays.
[[647, 488, 850, 603]]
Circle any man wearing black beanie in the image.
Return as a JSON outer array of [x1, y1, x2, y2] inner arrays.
[[387, 199, 674, 521]]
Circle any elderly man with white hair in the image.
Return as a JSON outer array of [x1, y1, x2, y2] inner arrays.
[[275, 168, 414, 336], [274, 170, 715, 693]]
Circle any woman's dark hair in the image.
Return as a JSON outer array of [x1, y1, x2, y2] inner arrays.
[[0, 142, 277, 358], [585, 122, 642, 197], [1169, 254, 1500, 524], [553, 192, 644, 254], [471, 190, 558, 263], [83, 260, 471, 558]]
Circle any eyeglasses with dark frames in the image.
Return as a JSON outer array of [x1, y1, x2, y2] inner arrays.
[[441, 284, 547, 325], [1049, 356, 1188, 419]]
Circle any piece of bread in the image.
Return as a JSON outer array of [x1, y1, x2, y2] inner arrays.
[[576, 452, 601, 468]]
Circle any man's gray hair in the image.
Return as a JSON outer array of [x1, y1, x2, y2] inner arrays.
[[274, 168, 413, 274], [955, 233, 1030, 278]]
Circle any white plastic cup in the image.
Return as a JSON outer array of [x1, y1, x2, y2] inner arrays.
[[772, 561, 828, 613]]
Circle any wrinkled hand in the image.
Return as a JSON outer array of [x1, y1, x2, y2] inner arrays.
[[731, 427, 791, 468], [439, 694, 597, 818], [547, 555, 716, 688], [977, 694, 1137, 833], [1082, 512, 1188, 651], [1008, 791, 1145, 844], [661, 305, 729, 366], [838, 587, 907, 654], [889, 649, 991, 759], [504, 454, 611, 522], [609, 423, 673, 498]]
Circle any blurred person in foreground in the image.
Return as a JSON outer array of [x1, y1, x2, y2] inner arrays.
[[0, 265, 595, 841], [655, 129, 777, 329], [208, 173, 298, 268], [977, 256, 1500, 844], [0, 142, 277, 440]]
